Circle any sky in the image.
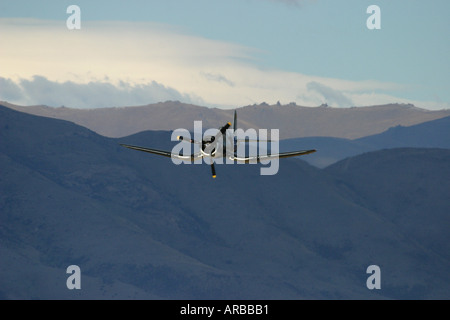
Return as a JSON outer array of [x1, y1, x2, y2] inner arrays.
[[0, 0, 449, 109]]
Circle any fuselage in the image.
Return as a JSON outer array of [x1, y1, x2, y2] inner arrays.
[[200, 131, 235, 159]]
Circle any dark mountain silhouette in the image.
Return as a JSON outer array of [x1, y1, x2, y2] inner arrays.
[[1, 104, 449, 299], [356, 116, 450, 149], [326, 148, 450, 261], [3, 101, 450, 139], [280, 137, 371, 168], [281, 116, 450, 168]]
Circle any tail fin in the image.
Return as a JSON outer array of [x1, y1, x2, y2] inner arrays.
[[233, 110, 237, 153]]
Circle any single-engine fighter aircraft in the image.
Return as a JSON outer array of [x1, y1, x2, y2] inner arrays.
[[120, 111, 316, 178]]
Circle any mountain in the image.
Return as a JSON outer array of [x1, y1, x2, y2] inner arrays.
[[1, 104, 449, 299], [3, 101, 450, 139], [356, 116, 450, 149], [280, 136, 371, 168], [281, 116, 450, 168], [326, 148, 450, 259]]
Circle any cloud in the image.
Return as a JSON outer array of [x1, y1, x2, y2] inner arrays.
[[0, 18, 256, 107], [0, 77, 23, 101], [306, 81, 353, 107], [0, 76, 203, 108], [0, 18, 446, 110], [200, 72, 235, 87]]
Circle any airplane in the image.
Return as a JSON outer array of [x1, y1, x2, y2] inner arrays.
[[120, 110, 316, 178]]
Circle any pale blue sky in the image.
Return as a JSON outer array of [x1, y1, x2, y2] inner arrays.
[[1, 0, 449, 109]]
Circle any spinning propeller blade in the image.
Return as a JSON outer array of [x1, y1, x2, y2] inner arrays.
[[211, 162, 216, 178], [203, 122, 231, 144]]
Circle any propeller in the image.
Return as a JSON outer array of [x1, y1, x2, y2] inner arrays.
[[205, 121, 231, 178], [204, 122, 231, 144], [210, 162, 216, 178]]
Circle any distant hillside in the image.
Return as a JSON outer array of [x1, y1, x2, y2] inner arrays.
[[326, 148, 450, 263], [280, 137, 371, 168], [1, 105, 449, 299], [281, 116, 450, 168], [356, 116, 450, 149], [3, 101, 450, 139]]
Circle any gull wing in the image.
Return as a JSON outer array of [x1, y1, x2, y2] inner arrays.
[[120, 144, 202, 161], [231, 149, 316, 163]]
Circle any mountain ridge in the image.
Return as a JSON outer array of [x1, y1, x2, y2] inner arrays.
[[281, 115, 450, 168], [1, 104, 449, 299], [3, 100, 450, 140]]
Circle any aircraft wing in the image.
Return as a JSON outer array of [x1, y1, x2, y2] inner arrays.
[[120, 144, 202, 161], [231, 149, 316, 163]]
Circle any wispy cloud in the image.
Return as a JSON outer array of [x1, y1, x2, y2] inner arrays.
[[0, 18, 446, 110], [0, 76, 203, 108], [0, 77, 23, 101], [306, 81, 353, 107], [200, 72, 235, 87]]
